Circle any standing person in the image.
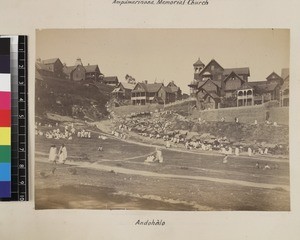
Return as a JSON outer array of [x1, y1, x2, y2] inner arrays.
[[156, 147, 164, 163], [48, 145, 57, 164], [58, 143, 68, 164], [248, 147, 252, 157]]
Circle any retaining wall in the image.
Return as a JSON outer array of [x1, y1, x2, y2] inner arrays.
[[191, 105, 289, 125]]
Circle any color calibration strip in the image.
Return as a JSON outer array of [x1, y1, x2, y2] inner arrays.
[[0, 36, 28, 201], [0, 38, 11, 198]]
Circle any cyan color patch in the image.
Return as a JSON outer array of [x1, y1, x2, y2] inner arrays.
[[0, 163, 11, 181]]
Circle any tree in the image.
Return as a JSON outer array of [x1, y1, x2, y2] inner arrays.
[[125, 74, 136, 84]]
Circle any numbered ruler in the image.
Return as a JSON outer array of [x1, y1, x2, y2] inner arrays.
[[0, 35, 28, 201]]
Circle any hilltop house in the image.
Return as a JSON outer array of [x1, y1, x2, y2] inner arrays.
[[103, 76, 119, 86], [112, 82, 135, 101], [63, 58, 103, 82], [189, 58, 287, 109], [36, 58, 64, 78], [166, 81, 182, 101], [63, 64, 86, 81], [131, 82, 176, 105]]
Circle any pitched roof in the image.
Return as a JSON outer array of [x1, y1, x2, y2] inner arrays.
[[266, 71, 282, 80], [36, 62, 49, 71], [248, 81, 279, 92], [84, 65, 99, 73], [119, 82, 135, 90], [103, 76, 119, 82], [167, 81, 178, 87], [132, 83, 163, 93], [42, 58, 61, 65], [193, 58, 205, 66], [198, 79, 221, 90], [223, 67, 250, 76], [63, 66, 77, 75], [281, 68, 289, 80], [199, 59, 224, 75], [144, 83, 163, 92]]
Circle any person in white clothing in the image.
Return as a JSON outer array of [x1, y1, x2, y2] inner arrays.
[[48, 145, 57, 164], [156, 148, 164, 163], [248, 147, 252, 157], [58, 144, 68, 164]]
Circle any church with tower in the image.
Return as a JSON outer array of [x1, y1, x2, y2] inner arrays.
[[189, 58, 287, 110]]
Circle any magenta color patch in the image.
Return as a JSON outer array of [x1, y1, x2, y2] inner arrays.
[[0, 92, 11, 110]]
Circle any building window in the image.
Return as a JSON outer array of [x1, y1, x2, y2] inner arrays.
[[211, 65, 214, 70]]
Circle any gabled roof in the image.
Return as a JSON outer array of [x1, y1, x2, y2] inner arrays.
[[119, 82, 135, 90], [281, 68, 289, 80], [199, 59, 224, 75], [42, 58, 61, 65], [223, 72, 245, 91], [167, 81, 178, 87], [248, 81, 279, 92], [198, 79, 221, 90], [84, 65, 100, 73], [132, 83, 163, 93], [223, 67, 250, 76], [193, 58, 205, 66], [36, 62, 49, 71], [144, 83, 163, 92], [266, 72, 283, 81], [63, 66, 77, 75]]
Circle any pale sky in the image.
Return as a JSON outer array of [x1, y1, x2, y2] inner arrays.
[[36, 29, 289, 93]]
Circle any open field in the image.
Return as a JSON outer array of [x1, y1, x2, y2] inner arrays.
[[35, 128, 290, 211]]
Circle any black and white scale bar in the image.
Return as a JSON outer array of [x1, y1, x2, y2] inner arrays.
[[0, 35, 28, 201]]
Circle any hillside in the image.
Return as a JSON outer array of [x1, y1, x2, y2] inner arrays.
[[35, 76, 113, 121]]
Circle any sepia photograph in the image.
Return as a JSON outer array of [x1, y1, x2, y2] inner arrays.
[[35, 29, 290, 211]]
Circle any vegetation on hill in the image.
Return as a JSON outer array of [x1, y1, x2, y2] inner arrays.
[[35, 76, 113, 120]]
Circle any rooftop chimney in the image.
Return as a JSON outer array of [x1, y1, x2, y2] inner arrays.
[[75, 58, 83, 66]]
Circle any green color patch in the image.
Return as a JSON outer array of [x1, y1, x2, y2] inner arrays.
[[0, 146, 11, 163]]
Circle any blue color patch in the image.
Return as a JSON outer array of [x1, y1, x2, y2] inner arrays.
[[0, 181, 11, 198], [0, 163, 11, 181]]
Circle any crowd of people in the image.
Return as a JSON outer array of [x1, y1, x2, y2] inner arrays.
[[112, 111, 276, 158]]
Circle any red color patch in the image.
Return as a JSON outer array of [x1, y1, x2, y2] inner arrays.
[[0, 110, 11, 127]]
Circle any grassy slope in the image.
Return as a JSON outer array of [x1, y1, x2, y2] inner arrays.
[[36, 76, 113, 120]]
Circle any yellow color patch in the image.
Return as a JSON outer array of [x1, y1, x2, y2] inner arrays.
[[0, 127, 11, 145]]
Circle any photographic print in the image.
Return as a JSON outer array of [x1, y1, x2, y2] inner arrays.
[[35, 29, 290, 210]]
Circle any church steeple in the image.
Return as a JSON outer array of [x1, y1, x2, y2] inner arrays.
[[193, 58, 205, 73]]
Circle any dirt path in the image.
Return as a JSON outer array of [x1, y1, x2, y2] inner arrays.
[[36, 153, 289, 191]]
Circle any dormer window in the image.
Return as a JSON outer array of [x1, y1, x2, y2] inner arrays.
[[211, 65, 214, 70]]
